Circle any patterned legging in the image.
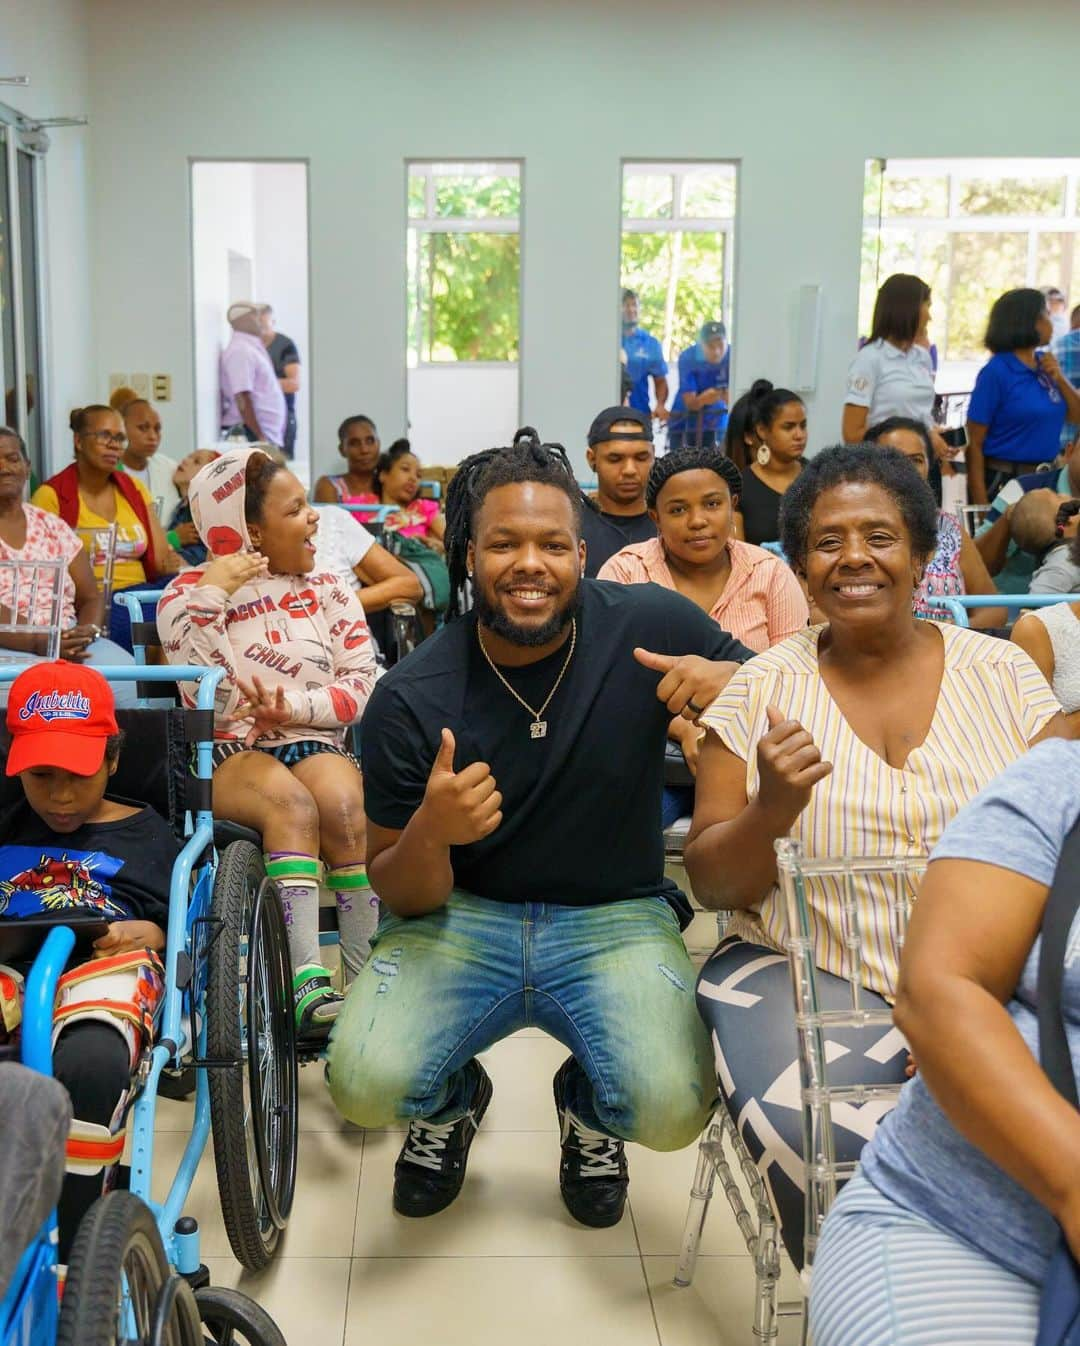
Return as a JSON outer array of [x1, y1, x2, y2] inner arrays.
[[695, 937, 909, 1269]]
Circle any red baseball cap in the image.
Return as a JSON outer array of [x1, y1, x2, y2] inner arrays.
[[5, 661, 119, 777]]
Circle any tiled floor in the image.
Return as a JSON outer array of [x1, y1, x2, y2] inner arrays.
[[153, 907, 802, 1345]]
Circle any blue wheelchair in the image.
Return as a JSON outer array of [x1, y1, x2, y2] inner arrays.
[[0, 663, 297, 1344]]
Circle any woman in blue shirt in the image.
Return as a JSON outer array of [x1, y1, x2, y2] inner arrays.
[[810, 740, 1080, 1346], [967, 288, 1080, 504]]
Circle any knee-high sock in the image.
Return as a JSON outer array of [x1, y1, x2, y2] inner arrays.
[[326, 862, 379, 983], [265, 853, 322, 969]]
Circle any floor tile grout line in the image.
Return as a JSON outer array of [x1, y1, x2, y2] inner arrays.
[[340, 1129, 367, 1346], [627, 1199, 665, 1346]]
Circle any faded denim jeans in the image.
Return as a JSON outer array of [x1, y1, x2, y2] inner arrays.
[[327, 890, 716, 1151]]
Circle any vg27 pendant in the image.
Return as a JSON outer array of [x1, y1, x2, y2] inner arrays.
[[530, 720, 548, 739]]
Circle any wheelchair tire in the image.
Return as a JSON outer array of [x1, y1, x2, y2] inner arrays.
[[195, 1286, 288, 1346], [206, 841, 298, 1271], [57, 1190, 196, 1346]]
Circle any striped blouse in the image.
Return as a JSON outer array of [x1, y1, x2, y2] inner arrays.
[[597, 536, 809, 652], [700, 622, 1061, 997]]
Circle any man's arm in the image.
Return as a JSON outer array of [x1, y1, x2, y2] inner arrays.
[[367, 728, 502, 917], [235, 390, 265, 441]]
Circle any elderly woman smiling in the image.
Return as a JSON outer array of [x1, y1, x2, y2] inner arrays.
[[685, 442, 1065, 1268]]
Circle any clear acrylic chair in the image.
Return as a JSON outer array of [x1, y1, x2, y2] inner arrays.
[[77, 522, 119, 609], [675, 840, 926, 1343], [0, 557, 66, 665]]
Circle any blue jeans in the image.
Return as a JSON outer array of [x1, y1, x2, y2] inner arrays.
[[327, 891, 715, 1151]]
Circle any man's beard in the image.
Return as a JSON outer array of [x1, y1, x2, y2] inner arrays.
[[474, 577, 582, 648]]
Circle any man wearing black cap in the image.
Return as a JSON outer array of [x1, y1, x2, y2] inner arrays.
[[580, 407, 657, 578], [668, 321, 730, 451]]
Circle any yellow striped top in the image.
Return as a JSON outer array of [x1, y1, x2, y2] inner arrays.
[[700, 622, 1061, 997]]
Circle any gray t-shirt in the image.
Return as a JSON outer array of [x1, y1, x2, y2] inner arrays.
[[861, 737, 1080, 1284]]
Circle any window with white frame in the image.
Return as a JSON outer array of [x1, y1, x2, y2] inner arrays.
[[862, 157, 1080, 389], [406, 161, 521, 366], [620, 162, 737, 364]]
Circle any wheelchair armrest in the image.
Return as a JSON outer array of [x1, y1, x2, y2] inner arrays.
[[213, 819, 263, 849]]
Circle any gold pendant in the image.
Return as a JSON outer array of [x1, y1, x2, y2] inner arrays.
[[530, 720, 547, 739]]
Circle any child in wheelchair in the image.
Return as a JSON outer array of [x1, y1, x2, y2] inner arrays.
[[156, 446, 378, 1044], [0, 661, 178, 1262]]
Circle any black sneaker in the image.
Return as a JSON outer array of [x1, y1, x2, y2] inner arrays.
[[393, 1059, 493, 1218], [553, 1056, 629, 1228]]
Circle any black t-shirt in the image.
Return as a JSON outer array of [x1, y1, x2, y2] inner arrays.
[[739, 465, 800, 546], [0, 796, 178, 930], [580, 501, 657, 578], [361, 580, 752, 913], [267, 333, 300, 412]]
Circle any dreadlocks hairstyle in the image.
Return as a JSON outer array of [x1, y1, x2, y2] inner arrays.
[[646, 444, 742, 510], [444, 427, 583, 619]]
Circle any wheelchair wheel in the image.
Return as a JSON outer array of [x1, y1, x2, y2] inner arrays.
[[195, 1286, 287, 1346], [206, 841, 298, 1271], [57, 1190, 200, 1346]]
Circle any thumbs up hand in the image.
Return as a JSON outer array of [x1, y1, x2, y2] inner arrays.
[[421, 728, 504, 846], [634, 647, 742, 722], [756, 705, 832, 830]]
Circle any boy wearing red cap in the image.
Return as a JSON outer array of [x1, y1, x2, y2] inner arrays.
[[0, 661, 178, 1261]]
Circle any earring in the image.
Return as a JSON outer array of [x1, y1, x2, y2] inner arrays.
[[756, 443, 772, 467]]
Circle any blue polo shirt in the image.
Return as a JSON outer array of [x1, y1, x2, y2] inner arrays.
[[968, 352, 1066, 465], [621, 327, 667, 415], [670, 343, 731, 435]]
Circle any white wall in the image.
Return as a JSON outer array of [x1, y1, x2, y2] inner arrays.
[[67, 0, 1080, 480], [408, 365, 519, 466], [0, 0, 91, 463], [253, 162, 310, 473], [191, 161, 256, 446], [191, 160, 310, 473]]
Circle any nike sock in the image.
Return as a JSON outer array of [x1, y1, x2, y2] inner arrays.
[[326, 862, 379, 983], [264, 852, 322, 970]]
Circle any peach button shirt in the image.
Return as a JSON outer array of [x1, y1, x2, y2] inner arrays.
[[597, 536, 809, 652]]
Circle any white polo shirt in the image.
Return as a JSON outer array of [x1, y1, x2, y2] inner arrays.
[[314, 504, 376, 590], [845, 338, 935, 426]]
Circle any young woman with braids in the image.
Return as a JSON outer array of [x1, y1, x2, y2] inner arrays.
[[738, 380, 808, 545], [599, 444, 809, 824], [329, 428, 754, 1229]]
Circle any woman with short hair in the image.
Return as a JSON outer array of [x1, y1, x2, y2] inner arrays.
[[111, 387, 180, 521], [0, 426, 136, 700], [32, 405, 180, 649], [313, 413, 381, 503], [966, 287, 1080, 504], [865, 416, 1004, 628], [686, 443, 1064, 1267]]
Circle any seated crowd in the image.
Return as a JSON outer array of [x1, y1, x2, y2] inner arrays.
[[4, 277, 1080, 1345]]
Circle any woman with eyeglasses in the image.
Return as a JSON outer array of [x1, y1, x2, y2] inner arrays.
[[32, 405, 180, 649]]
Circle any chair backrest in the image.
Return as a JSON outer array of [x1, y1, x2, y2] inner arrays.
[[939, 593, 1074, 629], [0, 706, 191, 835], [76, 522, 119, 608], [775, 838, 926, 1265], [955, 503, 989, 537], [0, 557, 66, 664]]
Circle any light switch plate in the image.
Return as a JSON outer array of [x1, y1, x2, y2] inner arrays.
[[152, 373, 172, 402]]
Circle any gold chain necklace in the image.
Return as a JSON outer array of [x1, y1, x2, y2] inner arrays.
[[476, 619, 577, 739]]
